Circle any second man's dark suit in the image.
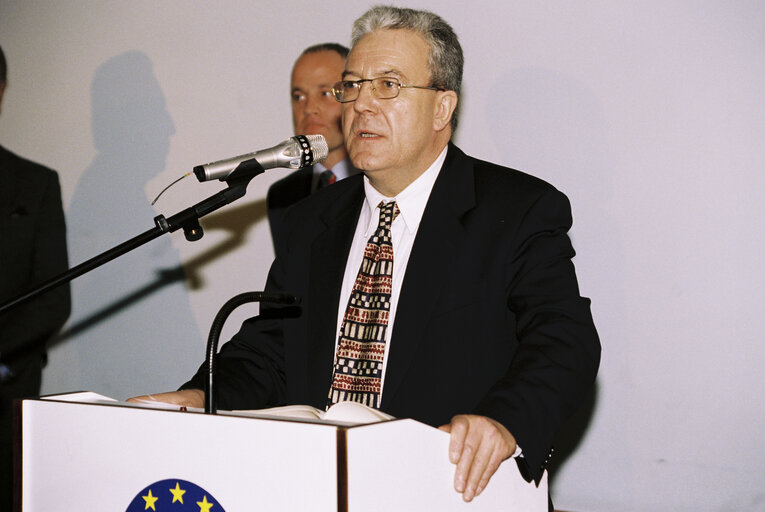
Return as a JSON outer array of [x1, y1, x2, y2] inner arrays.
[[186, 143, 600, 482], [266, 166, 314, 250]]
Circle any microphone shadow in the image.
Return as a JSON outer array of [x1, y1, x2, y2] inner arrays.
[[51, 198, 268, 347], [182, 198, 269, 289]]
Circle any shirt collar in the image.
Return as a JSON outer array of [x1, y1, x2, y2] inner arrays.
[[361, 146, 448, 237]]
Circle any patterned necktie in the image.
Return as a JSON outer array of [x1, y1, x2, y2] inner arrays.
[[317, 169, 336, 189], [328, 201, 400, 409]]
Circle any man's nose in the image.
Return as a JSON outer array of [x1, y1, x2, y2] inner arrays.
[[305, 94, 320, 114]]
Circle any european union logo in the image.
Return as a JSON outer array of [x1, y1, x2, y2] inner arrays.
[[126, 479, 224, 511]]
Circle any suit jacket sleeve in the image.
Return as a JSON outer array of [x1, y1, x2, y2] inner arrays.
[[180, 213, 296, 410], [472, 186, 600, 483], [181, 175, 363, 410]]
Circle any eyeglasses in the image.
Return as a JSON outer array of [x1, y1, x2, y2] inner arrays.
[[332, 77, 443, 103]]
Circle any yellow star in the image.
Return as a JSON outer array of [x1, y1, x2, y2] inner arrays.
[[142, 489, 158, 511], [169, 482, 186, 504], [197, 495, 214, 512]]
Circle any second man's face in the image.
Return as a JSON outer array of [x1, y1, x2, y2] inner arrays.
[[291, 51, 345, 162]]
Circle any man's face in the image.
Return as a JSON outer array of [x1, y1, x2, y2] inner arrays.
[[342, 29, 448, 188], [291, 51, 345, 158]]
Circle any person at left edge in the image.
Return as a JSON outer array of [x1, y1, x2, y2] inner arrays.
[[266, 43, 360, 249], [0, 43, 71, 510]]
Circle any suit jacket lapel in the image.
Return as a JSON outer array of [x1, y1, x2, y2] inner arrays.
[[305, 179, 365, 405], [382, 144, 476, 408]]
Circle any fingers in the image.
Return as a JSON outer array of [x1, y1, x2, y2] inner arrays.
[[446, 416, 468, 464], [127, 389, 205, 408], [453, 415, 490, 501], [446, 414, 516, 502], [472, 434, 506, 498]]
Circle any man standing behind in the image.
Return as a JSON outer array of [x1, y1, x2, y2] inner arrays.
[[0, 44, 71, 509], [267, 43, 359, 248]]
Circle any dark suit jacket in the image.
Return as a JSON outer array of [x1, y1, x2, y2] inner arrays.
[[186, 144, 600, 482], [0, 145, 70, 364]]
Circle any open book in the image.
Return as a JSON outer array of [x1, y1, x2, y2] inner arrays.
[[42, 391, 393, 426], [236, 401, 394, 425]]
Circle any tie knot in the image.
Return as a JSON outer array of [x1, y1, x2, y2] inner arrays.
[[318, 169, 336, 189], [376, 201, 399, 230]]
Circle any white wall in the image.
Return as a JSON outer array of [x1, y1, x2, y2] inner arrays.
[[1, 1, 763, 510]]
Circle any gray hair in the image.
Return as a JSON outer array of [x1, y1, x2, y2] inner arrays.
[[351, 5, 463, 130]]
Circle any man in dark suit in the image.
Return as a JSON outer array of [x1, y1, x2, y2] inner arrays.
[[0, 44, 71, 509], [136, 6, 599, 505], [266, 43, 360, 249]]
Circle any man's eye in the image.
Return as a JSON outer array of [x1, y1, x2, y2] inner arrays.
[[342, 81, 359, 91], [321, 90, 333, 98], [381, 80, 399, 89], [292, 93, 306, 102]]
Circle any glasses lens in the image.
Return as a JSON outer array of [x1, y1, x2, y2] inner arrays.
[[373, 78, 401, 99], [332, 81, 357, 103], [332, 78, 402, 102]]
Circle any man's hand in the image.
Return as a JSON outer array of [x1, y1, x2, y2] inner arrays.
[[127, 389, 204, 408], [439, 414, 517, 502]]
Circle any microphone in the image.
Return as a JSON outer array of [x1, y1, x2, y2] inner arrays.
[[193, 134, 328, 182]]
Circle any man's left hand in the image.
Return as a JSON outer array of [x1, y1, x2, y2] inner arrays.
[[439, 414, 517, 502]]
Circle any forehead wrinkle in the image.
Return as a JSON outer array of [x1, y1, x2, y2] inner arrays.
[[342, 68, 407, 81]]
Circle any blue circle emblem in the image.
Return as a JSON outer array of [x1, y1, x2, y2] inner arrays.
[[126, 479, 224, 511]]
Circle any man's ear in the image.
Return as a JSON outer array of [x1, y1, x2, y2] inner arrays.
[[433, 90, 458, 132]]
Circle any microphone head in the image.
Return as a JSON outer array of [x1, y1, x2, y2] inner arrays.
[[297, 134, 328, 167]]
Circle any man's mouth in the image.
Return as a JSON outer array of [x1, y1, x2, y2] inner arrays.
[[302, 122, 326, 131]]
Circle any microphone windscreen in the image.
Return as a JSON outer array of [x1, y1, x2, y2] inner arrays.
[[303, 134, 329, 164]]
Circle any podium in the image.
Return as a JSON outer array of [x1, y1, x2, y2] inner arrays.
[[17, 392, 547, 511]]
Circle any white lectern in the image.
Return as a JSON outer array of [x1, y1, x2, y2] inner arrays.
[[17, 392, 547, 511]]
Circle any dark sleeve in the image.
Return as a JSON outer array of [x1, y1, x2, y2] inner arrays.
[[473, 188, 600, 483], [180, 216, 294, 411], [0, 171, 71, 356]]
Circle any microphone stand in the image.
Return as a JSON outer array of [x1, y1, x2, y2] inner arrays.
[[203, 292, 299, 415], [0, 160, 267, 317]]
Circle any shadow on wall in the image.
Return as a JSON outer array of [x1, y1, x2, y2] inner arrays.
[[42, 51, 205, 399], [486, 67, 625, 492], [176, 198, 269, 290]]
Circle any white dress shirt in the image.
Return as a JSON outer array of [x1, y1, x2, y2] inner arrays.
[[333, 146, 449, 400]]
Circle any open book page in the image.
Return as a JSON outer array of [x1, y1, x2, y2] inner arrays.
[[321, 401, 394, 423], [40, 391, 203, 412], [38, 392, 393, 424], [236, 404, 326, 420], [229, 401, 395, 426], [41, 391, 118, 404]]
